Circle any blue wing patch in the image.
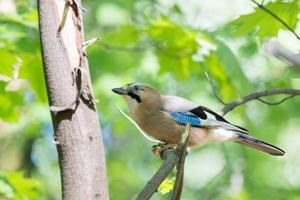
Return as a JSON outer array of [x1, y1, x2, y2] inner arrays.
[[169, 112, 201, 126]]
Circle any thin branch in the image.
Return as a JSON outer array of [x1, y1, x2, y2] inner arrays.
[[171, 170, 183, 200], [221, 88, 300, 115], [266, 41, 300, 70], [114, 105, 161, 143], [100, 42, 157, 52], [205, 72, 225, 105], [135, 123, 191, 200], [171, 124, 190, 200], [100, 41, 192, 58], [257, 94, 296, 105], [250, 0, 300, 40], [0, 74, 12, 82]]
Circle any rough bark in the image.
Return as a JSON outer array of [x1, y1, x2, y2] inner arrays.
[[37, 0, 109, 199]]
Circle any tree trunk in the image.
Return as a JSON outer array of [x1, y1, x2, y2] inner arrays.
[[37, 0, 109, 199]]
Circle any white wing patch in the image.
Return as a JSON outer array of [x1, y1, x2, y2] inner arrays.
[[208, 128, 238, 142]]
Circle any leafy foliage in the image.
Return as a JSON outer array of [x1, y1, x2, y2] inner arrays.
[[228, 1, 300, 40], [158, 177, 175, 195], [0, 171, 42, 200]]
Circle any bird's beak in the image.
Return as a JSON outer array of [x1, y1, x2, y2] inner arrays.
[[112, 87, 128, 95]]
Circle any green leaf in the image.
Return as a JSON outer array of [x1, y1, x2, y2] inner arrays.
[[144, 18, 199, 79], [228, 1, 300, 40], [239, 39, 258, 57], [0, 171, 42, 200], [0, 84, 24, 121], [101, 25, 140, 46], [203, 52, 237, 101], [0, 10, 38, 30], [214, 39, 253, 94], [6, 172, 41, 200], [19, 52, 47, 102], [0, 179, 14, 199], [158, 177, 175, 195], [144, 18, 197, 52]]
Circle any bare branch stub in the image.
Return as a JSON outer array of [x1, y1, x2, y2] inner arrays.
[[83, 38, 99, 52]]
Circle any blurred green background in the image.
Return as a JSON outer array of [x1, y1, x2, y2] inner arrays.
[[0, 0, 300, 199]]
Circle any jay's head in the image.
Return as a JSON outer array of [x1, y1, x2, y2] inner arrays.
[[112, 83, 161, 110]]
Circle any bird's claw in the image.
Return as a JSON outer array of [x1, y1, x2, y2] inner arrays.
[[152, 143, 175, 159]]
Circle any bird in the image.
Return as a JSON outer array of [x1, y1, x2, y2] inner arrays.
[[112, 82, 285, 156]]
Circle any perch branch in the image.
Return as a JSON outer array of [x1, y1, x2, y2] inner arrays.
[[221, 88, 300, 115], [135, 123, 191, 200], [171, 123, 191, 200], [250, 0, 300, 40]]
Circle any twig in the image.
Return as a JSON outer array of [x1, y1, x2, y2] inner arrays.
[[100, 41, 191, 58], [266, 41, 300, 70], [250, 0, 300, 40], [101, 42, 157, 52], [221, 88, 300, 115], [114, 105, 161, 143], [171, 123, 191, 200], [83, 38, 99, 51], [135, 123, 191, 200], [205, 72, 225, 105], [0, 74, 11, 82], [257, 95, 296, 105]]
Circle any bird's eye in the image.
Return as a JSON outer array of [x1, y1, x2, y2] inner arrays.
[[134, 85, 139, 90]]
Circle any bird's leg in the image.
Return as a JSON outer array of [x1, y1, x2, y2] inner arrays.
[[152, 142, 175, 159]]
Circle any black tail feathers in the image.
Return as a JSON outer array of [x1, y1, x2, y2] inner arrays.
[[234, 132, 285, 156]]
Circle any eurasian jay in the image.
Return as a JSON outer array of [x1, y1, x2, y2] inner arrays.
[[112, 83, 285, 156]]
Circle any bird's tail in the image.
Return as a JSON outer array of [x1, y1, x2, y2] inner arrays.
[[234, 132, 285, 156]]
